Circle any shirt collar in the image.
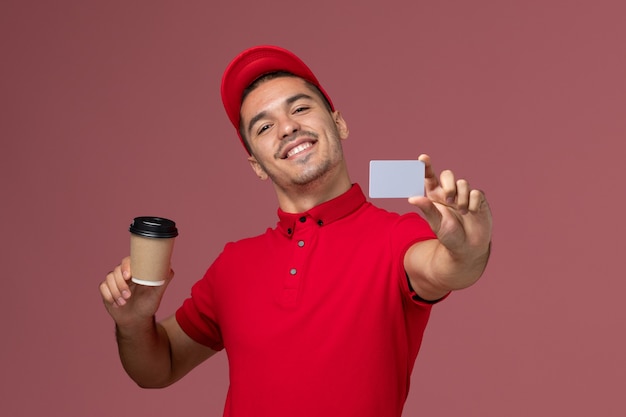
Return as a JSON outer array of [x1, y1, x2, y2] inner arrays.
[[276, 184, 367, 237]]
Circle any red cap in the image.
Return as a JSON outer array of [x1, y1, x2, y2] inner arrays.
[[221, 45, 335, 153]]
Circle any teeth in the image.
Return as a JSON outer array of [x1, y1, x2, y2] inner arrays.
[[287, 142, 312, 158]]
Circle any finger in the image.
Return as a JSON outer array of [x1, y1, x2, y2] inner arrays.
[[120, 256, 132, 281], [113, 264, 133, 301], [418, 154, 438, 190], [407, 196, 443, 233], [99, 279, 115, 305], [103, 271, 123, 306], [468, 189, 487, 213], [106, 267, 130, 306], [439, 170, 457, 203], [455, 179, 470, 213]]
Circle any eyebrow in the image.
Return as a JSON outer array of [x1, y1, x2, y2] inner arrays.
[[247, 93, 315, 136]]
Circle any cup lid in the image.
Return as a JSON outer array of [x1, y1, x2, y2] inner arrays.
[[129, 216, 179, 238]]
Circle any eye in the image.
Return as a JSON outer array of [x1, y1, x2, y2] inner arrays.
[[293, 106, 310, 114], [257, 124, 271, 135]]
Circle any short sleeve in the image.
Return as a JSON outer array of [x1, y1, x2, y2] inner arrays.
[[176, 257, 225, 351], [390, 213, 441, 304]]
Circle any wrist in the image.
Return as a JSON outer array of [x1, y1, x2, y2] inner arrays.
[[115, 316, 157, 340], [435, 241, 491, 290]]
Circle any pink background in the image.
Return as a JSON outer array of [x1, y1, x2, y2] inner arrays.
[[1, 1, 625, 416]]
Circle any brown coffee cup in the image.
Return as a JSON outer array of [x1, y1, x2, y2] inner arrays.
[[129, 216, 178, 286]]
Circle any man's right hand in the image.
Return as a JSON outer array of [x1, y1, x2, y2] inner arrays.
[[99, 257, 215, 388], [99, 256, 174, 327]]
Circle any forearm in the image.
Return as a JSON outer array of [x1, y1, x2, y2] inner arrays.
[[428, 240, 491, 291], [115, 317, 175, 388], [405, 239, 491, 299]]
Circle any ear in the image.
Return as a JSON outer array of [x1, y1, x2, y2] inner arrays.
[[248, 155, 269, 181], [333, 111, 349, 140]]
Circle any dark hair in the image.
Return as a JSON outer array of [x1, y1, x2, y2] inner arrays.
[[238, 71, 333, 154]]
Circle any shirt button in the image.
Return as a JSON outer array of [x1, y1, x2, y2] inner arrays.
[[299, 216, 306, 223], [317, 219, 324, 226], [298, 240, 305, 247], [290, 268, 297, 275], [287, 228, 292, 235]]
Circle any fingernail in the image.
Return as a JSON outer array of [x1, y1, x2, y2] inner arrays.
[[122, 290, 131, 299], [123, 271, 130, 279], [117, 297, 126, 306]]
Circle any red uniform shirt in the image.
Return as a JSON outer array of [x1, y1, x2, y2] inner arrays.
[[176, 184, 439, 417]]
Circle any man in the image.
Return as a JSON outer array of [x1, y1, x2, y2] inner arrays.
[[100, 45, 493, 416]]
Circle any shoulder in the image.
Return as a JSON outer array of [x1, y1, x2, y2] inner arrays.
[[360, 202, 432, 231], [220, 227, 278, 256]]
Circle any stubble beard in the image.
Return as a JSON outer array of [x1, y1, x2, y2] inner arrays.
[[262, 132, 344, 190], [290, 154, 334, 186]]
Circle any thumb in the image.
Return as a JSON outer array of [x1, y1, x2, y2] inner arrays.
[[408, 196, 442, 233]]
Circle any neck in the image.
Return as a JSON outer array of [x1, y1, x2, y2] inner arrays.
[[274, 166, 352, 213]]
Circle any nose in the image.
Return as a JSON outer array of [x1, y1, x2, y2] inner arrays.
[[278, 115, 300, 139]]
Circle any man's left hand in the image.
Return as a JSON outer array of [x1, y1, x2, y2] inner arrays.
[[408, 154, 493, 260]]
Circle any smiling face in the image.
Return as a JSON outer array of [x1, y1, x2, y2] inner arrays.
[[240, 75, 351, 207]]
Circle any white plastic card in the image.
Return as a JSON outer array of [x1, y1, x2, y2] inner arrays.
[[369, 160, 425, 198]]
